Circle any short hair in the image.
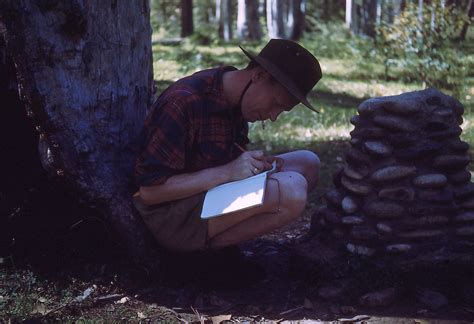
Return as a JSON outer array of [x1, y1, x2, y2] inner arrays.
[[245, 61, 278, 84]]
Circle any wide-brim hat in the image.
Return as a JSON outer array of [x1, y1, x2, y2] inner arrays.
[[240, 39, 322, 112]]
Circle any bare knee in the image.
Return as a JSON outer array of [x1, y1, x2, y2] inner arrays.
[[280, 150, 320, 190], [300, 150, 320, 189], [275, 171, 308, 219]]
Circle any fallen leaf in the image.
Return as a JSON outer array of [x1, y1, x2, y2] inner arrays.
[[115, 297, 130, 304], [38, 297, 48, 303], [137, 311, 146, 319], [31, 304, 48, 315], [338, 314, 371, 322], [211, 314, 231, 323], [74, 285, 96, 303]]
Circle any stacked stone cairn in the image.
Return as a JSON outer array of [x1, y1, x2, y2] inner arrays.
[[311, 88, 474, 258]]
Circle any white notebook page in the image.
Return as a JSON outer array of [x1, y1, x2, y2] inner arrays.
[[200, 162, 276, 219]]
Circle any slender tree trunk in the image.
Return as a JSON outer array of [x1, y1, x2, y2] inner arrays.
[[267, 0, 286, 38], [291, 0, 306, 40], [0, 1, 157, 264], [350, 0, 379, 37], [237, 0, 262, 40], [266, 0, 305, 39], [217, 0, 233, 41], [346, 0, 353, 29], [459, 0, 473, 40], [181, 0, 194, 37]]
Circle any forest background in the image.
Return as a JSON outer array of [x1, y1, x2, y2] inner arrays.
[[1, 0, 474, 321]]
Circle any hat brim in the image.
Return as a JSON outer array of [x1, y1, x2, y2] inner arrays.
[[240, 45, 319, 113]]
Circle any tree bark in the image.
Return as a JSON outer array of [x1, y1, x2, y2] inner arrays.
[[181, 0, 194, 37], [237, 0, 262, 40], [217, 0, 233, 41], [0, 1, 157, 264]]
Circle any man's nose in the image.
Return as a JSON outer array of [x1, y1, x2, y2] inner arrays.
[[270, 110, 281, 122]]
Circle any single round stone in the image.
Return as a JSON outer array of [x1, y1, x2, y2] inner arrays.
[[351, 226, 378, 240], [344, 164, 367, 180], [373, 115, 416, 132], [386, 244, 412, 253], [413, 174, 447, 189], [371, 166, 417, 182], [341, 216, 364, 225], [341, 176, 372, 195], [364, 141, 393, 157], [376, 223, 393, 234], [357, 99, 380, 116], [398, 230, 444, 239], [342, 196, 358, 214], [433, 155, 470, 169], [382, 99, 422, 115], [346, 243, 375, 256], [350, 115, 360, 126]]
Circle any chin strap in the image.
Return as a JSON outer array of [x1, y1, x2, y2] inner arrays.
[[237, 80, 252, 109]]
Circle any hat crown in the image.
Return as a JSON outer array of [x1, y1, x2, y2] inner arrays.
[[258, 39, 321, 96]]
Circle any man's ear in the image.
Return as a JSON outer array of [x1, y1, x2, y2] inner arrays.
[[250, 66, 270, 83]]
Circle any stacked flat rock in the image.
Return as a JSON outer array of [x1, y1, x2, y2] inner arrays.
[[311, 88, 473, 257]]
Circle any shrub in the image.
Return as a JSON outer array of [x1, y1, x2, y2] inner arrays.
[[376, 2, 469, 96]]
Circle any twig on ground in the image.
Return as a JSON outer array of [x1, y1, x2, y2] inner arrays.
[[279, 305, 304, 316]]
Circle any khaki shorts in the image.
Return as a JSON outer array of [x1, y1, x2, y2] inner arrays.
[[133, 192, 209, 252]]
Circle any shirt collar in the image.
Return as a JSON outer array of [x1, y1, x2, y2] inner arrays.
[[207, 65, 238, 113]]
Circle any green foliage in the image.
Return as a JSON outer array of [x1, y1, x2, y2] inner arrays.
[[302, 21, 370, 60], [376, 2, 469, 96], [150, 0, 180, 37]]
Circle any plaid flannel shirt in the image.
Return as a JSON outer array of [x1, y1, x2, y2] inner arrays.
[[134, 66, 249, 187]]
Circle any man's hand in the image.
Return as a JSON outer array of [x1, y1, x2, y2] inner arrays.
[[226, 150, 273, 181], [264, 156, 284, 172]]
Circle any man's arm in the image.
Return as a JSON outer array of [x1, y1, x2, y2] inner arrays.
[[139, 150, 270, 205]]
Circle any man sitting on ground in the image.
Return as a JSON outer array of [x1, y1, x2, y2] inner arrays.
[[133, 39, 323, 252]]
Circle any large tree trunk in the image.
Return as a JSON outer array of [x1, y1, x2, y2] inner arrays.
[[237, 0, 262, 40], [0, 1, 157, 264], [181, 0, 194, 37], [217, 0, 233, 41]]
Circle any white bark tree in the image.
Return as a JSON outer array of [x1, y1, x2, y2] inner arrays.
[[266, 0, 306, 40], [237, 0, 262, 40], [217, 0, 233, 41]]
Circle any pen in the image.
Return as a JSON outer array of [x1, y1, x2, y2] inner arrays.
[[233, 142, 246, 153]]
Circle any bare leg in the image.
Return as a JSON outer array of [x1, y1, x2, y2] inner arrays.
[[208, 171, 307, 248], [277, 150, 320, 191]]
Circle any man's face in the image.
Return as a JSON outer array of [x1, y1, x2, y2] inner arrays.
[[241, 68, 299, 122]]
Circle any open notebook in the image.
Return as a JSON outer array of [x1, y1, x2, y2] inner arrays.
[[200, 162, 277, 219]]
